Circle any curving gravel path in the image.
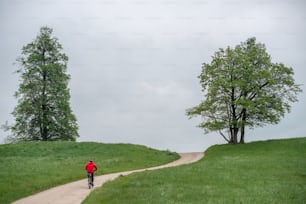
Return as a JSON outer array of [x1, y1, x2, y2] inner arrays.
[[13, 152, 204, 204]]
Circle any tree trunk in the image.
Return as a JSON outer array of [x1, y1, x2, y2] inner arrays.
[[230, 81, 239, 144], [240, 108, 247, 144], [240, 125, 245, 144], [41, 102, 48, 140], [229, 126, 239, 144], [233, 127, 239, 144], [41, 50, 49, 141], [229, 128, 234, 143]]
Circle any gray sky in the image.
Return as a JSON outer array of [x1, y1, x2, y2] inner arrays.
[[0, 0, 305, 152]]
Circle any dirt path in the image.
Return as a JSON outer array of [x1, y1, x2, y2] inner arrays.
[[13, 152, 204, 204]]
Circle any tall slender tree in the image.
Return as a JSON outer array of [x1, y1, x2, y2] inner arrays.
[[6, 26, 79, 142], [187, 37, 302, 144]]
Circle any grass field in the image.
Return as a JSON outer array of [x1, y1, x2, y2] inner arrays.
[[0, 141, 179, 204], [83, 137, 306, 204]]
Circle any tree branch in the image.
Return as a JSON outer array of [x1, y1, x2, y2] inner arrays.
[[219, 130, 230, 142]]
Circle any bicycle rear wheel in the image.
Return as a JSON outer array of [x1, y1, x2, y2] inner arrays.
[[88, 173, 93, 189]]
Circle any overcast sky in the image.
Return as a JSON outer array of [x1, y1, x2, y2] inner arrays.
[[0, 0, 305, 152]]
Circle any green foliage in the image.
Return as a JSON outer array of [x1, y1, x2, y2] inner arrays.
[[0, 142, 179, 203], [187, 37, 302, 143], [6, 26, 78, 141], [84, 137, 306, 204]]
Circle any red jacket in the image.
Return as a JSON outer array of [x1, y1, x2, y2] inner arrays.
[[85, 161, 98, 173]]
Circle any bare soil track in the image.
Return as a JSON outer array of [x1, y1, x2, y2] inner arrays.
[[13, 152, 204, 204]]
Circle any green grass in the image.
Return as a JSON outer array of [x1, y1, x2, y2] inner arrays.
[[83, 137, 306, 204], [0, 141, 179, 204]]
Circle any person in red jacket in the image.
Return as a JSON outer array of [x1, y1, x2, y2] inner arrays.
[[85, 160, 98, 188]]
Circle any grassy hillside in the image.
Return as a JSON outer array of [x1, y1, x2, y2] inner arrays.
[[84, 137, 306, 204], [0, 141, 179, 204]]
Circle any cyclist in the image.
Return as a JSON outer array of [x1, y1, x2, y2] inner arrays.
[[85, 160, 98, 188]]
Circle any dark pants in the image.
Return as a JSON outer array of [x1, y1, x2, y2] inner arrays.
[[87, 172, 94, 184]]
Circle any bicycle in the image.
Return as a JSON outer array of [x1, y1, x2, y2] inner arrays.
[[87, 172, 94, 189]]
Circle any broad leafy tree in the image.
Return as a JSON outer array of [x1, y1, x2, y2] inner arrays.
[[187, 37, 302, 144], [6, 26, 79, 142]]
